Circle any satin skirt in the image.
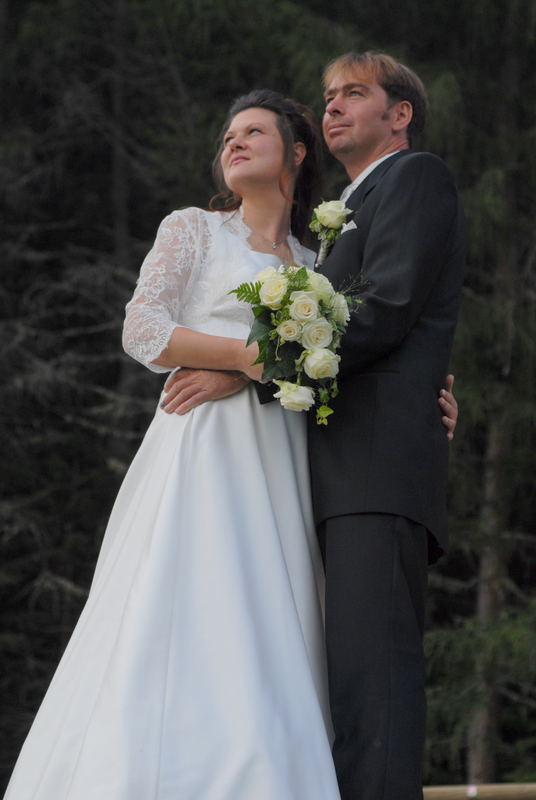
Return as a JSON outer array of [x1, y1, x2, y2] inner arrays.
[[5, 386, 339, 799]]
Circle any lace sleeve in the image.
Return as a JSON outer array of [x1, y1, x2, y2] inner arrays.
[[122, 208, 205, 373]]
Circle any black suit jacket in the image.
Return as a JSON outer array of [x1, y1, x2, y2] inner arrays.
[[307, 150, 465, 559]]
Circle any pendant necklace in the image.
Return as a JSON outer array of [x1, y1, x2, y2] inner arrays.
[[269, 235, 287, 249], [246, 221, 289, 250]]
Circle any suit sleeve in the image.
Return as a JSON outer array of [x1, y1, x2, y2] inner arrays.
[[254, 382, 277, 404], [337, 153, 460, 376]]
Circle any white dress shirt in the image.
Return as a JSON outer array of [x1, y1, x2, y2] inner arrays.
[[339, 152, 401, 204]]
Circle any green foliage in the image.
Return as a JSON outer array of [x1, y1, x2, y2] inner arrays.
[[424, 600, 536, 782], [261, 340, 303, 381], [230, 281, 262, 305], [246, 311, 273, 351], [315, 405, 334, 424]]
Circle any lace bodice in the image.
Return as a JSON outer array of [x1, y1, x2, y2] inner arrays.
[[122, 207, 315, 372]]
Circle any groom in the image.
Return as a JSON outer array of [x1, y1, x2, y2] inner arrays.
[[304, 51, 465, 799], [161, 51, 464, 800]]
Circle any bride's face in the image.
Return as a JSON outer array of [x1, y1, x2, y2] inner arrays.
[[220, 107, 287, 195]]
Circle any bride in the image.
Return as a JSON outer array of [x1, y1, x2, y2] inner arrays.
[[5, 89, 340, 800], [5, 89, 456, 800]]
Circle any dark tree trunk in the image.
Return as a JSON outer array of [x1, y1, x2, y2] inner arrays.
[[468, 396, 508, 782]]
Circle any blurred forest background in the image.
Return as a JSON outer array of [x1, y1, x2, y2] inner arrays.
[[1, 0, 535, 790]]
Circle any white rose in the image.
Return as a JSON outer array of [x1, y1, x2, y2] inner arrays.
[[315, 200, 351, 229], [273, 381, 316, 412], [330, 292, 351, 325], [289, 291, 319, 322], [300, 318, 334, 349], [254, 266, 277, 283], [259, 274, 288, 309], [307, 271, 335, 304], [303, 348, 340, 380], [277, 319, 302, 342]]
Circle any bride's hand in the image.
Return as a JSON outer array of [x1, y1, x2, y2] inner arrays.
[[240, 342, 265, 382]]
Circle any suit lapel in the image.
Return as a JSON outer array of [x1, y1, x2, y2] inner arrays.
[[318, 151, 413, 276], [346, 149, 412, 212]]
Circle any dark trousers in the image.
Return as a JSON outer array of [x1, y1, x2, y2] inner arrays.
[[318, 514, 428, 800]]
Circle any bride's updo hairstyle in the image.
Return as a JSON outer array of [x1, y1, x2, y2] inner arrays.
[[211, 89, 323, 241]]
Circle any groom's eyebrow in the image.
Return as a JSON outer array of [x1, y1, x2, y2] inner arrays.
[[324, 82, 370, 102]]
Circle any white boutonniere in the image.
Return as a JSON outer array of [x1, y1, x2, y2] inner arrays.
[[309, 200, 353, 268]]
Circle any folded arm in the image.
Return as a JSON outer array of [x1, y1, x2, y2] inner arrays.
[[123, 208, 262, 377], [151, 325, 257, 373], [160, 368, 250, 414]]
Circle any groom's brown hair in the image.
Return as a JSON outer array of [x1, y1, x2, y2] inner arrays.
[[323, 51, 428, 145]]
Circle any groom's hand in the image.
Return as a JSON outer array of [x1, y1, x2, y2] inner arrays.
[[439, 374, 458, 440], [161, 369, 249, 415]]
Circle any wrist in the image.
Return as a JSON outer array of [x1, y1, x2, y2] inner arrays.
[[226, 369, 250, 385], [234, 341, 253, 374]]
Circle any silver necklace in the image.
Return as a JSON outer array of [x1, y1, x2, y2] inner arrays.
[[268, 235, 288, 249], [246, 222, 289, 250]]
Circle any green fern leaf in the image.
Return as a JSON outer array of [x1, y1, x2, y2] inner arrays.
[[229, 281, 262, 305]]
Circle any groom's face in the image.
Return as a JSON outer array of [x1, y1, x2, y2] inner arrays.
[[322, 68, 397, 173]]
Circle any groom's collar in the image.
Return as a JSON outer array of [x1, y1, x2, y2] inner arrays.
[[342, 149, 412, 211], [340, 152, 401, 204]]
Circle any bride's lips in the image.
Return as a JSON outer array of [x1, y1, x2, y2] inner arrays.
[[230, 156, 249, 165]]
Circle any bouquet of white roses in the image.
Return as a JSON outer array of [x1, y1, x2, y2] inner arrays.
[[231, 264, 359, 425]]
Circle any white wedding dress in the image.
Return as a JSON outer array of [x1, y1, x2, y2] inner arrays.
[[5, 208, 340, 799]]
